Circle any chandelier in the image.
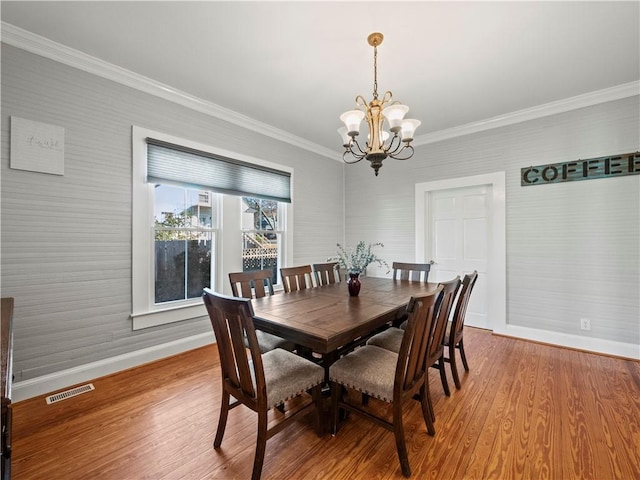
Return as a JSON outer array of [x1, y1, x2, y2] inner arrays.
[[338, 32, 421, 176]]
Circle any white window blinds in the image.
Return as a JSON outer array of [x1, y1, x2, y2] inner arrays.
[[146, 138, 291, 203]]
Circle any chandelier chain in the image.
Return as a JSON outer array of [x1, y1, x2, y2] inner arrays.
[[373, 45, 378, 100]]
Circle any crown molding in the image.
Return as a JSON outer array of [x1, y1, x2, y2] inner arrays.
[[3, 22, 637, 158], [1, 22, 342, 161], [413, 80, 640, 147]]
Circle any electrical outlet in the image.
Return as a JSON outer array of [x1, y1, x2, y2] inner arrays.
[[580, 318, 591, 331]]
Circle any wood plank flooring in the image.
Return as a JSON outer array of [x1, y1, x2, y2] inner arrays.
[[10, 328, 640, 479]]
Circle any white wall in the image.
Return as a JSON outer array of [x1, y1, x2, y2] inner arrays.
[[1, 44, 344, 400], [345, 96, 639, 359]]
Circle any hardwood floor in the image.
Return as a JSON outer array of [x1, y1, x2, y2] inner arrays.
[[11, 328, 640, 479]]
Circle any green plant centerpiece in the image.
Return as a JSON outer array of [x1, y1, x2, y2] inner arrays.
[[328, 241, 390, 296]]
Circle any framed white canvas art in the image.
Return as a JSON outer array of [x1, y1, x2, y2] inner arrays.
[[10, 116, 65, 175]]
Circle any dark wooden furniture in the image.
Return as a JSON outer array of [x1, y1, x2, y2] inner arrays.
[[202, 290, 324, 480], [229, 269, 275, 299], [389, 262, 432, 327], [250, 277, 438, 370], [228, 269, 295, 353], [1, 298, 14, 480], [424, 276, 461, 426], [392, 261, 431, 283], [365, 276, 461, 431], [444, 271, 479, 389], [312, 262, 341, 286], [279, 265, 313, 292], [329, 288, 443, 477]]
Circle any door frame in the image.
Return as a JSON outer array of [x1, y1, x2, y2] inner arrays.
[[415, 172, 506, 333]]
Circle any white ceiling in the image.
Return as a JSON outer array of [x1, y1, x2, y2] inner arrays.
[[2, 1, 639, 159]]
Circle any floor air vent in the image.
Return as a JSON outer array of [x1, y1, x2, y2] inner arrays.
[[46, 383, 95, 404]]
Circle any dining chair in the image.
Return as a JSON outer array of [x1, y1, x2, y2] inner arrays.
[[390, 262, 432, 328], [202, 289, 324, 480], [424, 276, 461, 413], [229, 268, 275, 299], [229, 269, 295, 353], [312, 262, 341, 286], [392, 261, 431, 283], [329, 287, 444, 477], [280, 265, 314, 292], [366, 276, 461, 426], [444, 270, 479, 389]]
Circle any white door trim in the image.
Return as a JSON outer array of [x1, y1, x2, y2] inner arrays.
[[415, 172, 506, 333]]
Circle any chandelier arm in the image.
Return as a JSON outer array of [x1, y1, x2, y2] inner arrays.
[[388, 144, 415, 161], [343, 151, 364, 164], [380, 91, 393, 108], [384, 133, 402, 155], [350, 137, 368, 156], [354, 96, 368, 110]]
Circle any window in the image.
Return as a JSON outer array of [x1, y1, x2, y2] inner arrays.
[[242, 197, 283, 285], [154, 185, 216, 304], [132, 127, 293, 330]]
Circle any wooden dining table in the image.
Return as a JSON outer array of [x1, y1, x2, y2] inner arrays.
[[251, 277, 438, 370]]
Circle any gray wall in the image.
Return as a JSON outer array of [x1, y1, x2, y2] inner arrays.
[[2, 41, 638, 399], [1, 44, 344, 385], [344, 96, 639, 349]]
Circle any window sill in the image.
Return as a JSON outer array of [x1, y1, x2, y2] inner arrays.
[[131, 302, 207, 330]]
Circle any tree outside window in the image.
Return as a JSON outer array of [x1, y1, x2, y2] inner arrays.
[[154, 185, 215, 304]]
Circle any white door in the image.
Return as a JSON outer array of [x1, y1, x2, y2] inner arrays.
[[429, 185, 490, 329]]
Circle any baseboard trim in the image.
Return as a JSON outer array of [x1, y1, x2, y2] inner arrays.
[[12, 332, 215, 402], [493, 324, 639, 360]]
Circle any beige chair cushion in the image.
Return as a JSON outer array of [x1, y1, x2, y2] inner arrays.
[[248, 330, 296, 354], [366, 327, 404, 353], [259, 348, 324, 409], [329, 345, 398, 403]]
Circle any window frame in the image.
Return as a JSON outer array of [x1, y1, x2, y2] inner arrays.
[[131, 126, 293, 330]]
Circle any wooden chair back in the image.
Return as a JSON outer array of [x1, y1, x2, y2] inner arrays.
[[397, 287, 444, 394], [280, 265, 313, 292], [444, 270, 479, 389], [202, 289, 265, 409], [312, 262, 341, 286], [427, 276, 461, 362], [229, 269, 275, 299], [392, 261, 431, 283], [450, 271, 479, 343]]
